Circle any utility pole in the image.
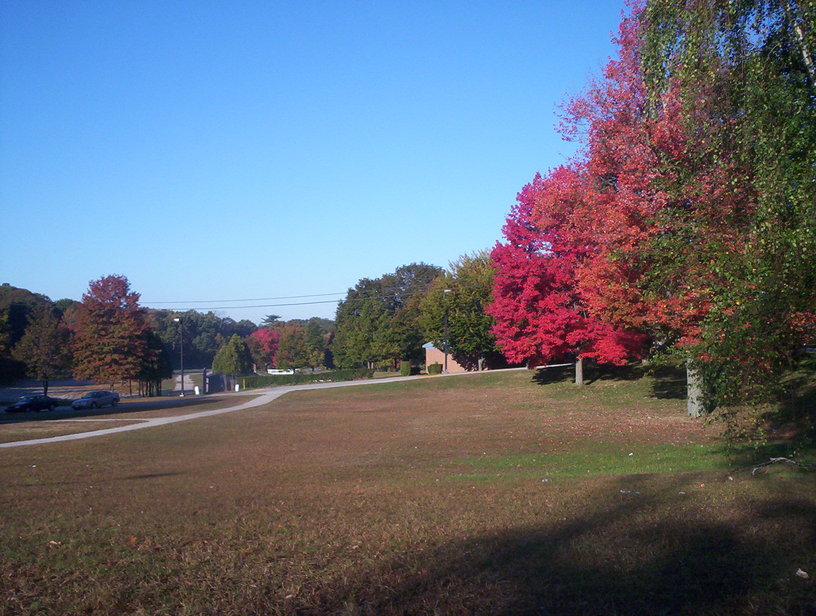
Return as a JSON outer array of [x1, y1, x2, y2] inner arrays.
[[443, 289, 452, 373], [173, 317, 184, 397]]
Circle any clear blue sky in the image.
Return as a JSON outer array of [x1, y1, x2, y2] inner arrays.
[[1, 0, 625, 324]]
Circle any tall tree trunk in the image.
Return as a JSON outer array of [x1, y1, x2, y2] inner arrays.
[[42, 378, 49, 396], [686, 359, 705, 418], [575, 357, 584, 385], [781, 0, 816, 89]]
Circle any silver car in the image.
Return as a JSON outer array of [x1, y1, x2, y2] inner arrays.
[[71, 391, 120, 410]]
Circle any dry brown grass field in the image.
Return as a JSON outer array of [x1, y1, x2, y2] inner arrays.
[[0, 367, 814, 615]]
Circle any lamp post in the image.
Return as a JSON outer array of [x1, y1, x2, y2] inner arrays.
[[443, 289, 452, 373], [173, 317, 184, 397]]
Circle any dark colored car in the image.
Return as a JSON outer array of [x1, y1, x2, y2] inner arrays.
[[71, 391, 120, 410], [5, 395, 66, 413]]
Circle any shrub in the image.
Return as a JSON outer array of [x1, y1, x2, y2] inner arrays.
[[400, 361, 412, 377], [427, 363, 442, 375]]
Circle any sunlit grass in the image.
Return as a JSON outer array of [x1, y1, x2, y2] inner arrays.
[[0, 367, 813, 616]]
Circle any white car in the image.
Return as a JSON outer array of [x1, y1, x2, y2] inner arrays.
[[72, 391, 120, 410]]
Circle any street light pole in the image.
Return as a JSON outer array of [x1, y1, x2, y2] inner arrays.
[[443, 289, 452, 374], [173, 317, 184, 397]]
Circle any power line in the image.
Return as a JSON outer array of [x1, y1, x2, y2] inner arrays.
[[143, 276, 488, 313], [144, 292, 346, 304], [148, 299, 343, 311]]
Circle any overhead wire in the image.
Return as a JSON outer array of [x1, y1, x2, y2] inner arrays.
[[144, 292, 346, 304], [143, 278, 488, 312]]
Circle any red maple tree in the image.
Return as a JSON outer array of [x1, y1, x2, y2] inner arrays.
[[247, 327, 279, 369], [563, 12, 758, 354], [489, 166, 646, 369], [72, 275, 153, 385]]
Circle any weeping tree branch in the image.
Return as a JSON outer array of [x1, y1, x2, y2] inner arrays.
[[751, 457, 814, 476]]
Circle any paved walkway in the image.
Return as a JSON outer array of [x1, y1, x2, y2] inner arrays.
[[0, 371, 518, 449]]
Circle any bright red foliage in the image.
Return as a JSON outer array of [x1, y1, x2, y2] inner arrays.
[[247, 327, 279, 369], [489, 167, 646, 367], [559, 10, 755, 349]]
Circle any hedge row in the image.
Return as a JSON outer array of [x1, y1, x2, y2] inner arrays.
[[241, 368, 375, 389]]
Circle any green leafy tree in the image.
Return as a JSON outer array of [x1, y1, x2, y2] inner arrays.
[[304, 319, 327, 370], [53, 298, 80, 316], [0, 283, 55, 380], [0, 283, 54, 348], [637, 0, 816, 414], [136, 329, 173, 397], [332, 278, 392, 368], [333, 264, 443, 369], [12, 308, 71, 394], [276, 324, 311, 370], [419, 250, 498, 370], [212, 334, 253, 377], [261, 314, 282, 327]]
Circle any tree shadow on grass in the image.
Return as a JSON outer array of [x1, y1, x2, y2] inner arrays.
[[649, 365, 687, 401], [531, 365, 574, 386], [311, 477, 816, 616], [531, 362, 656, 387], [531, 360, 688, 400]]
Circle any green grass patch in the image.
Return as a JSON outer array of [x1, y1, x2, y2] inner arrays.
[[453, 443, 734, 480], [451, 440, 816, 484]]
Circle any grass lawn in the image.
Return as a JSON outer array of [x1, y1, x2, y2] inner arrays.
[[0, 368, 814, 615], [0, 419, 145, 444]]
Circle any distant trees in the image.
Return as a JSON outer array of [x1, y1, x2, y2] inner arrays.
[[0, 278, 340, 392], [152, 310, 260, 369], [136, 329, 173, 397], [332, 278, 391, 369], [212, 334, 253, 377], [333, 263, 443, 369], [0, 283, 55, 380], [419, 251, 498, 370], [11, 308, 71, 395], [275, 324, 310, 370], [244, 317, 331, 371], [247, 327, 279, 371]]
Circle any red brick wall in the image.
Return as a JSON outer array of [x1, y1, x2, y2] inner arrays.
[[425, 347, 467, 373]]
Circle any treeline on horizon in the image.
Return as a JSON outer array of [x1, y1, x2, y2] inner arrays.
[[0, 252, 497, 391], [0, 280, 339, 395]]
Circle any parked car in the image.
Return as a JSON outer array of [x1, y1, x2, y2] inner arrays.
[[5, 395, 67, 413], [71, 391, 120, 410]]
